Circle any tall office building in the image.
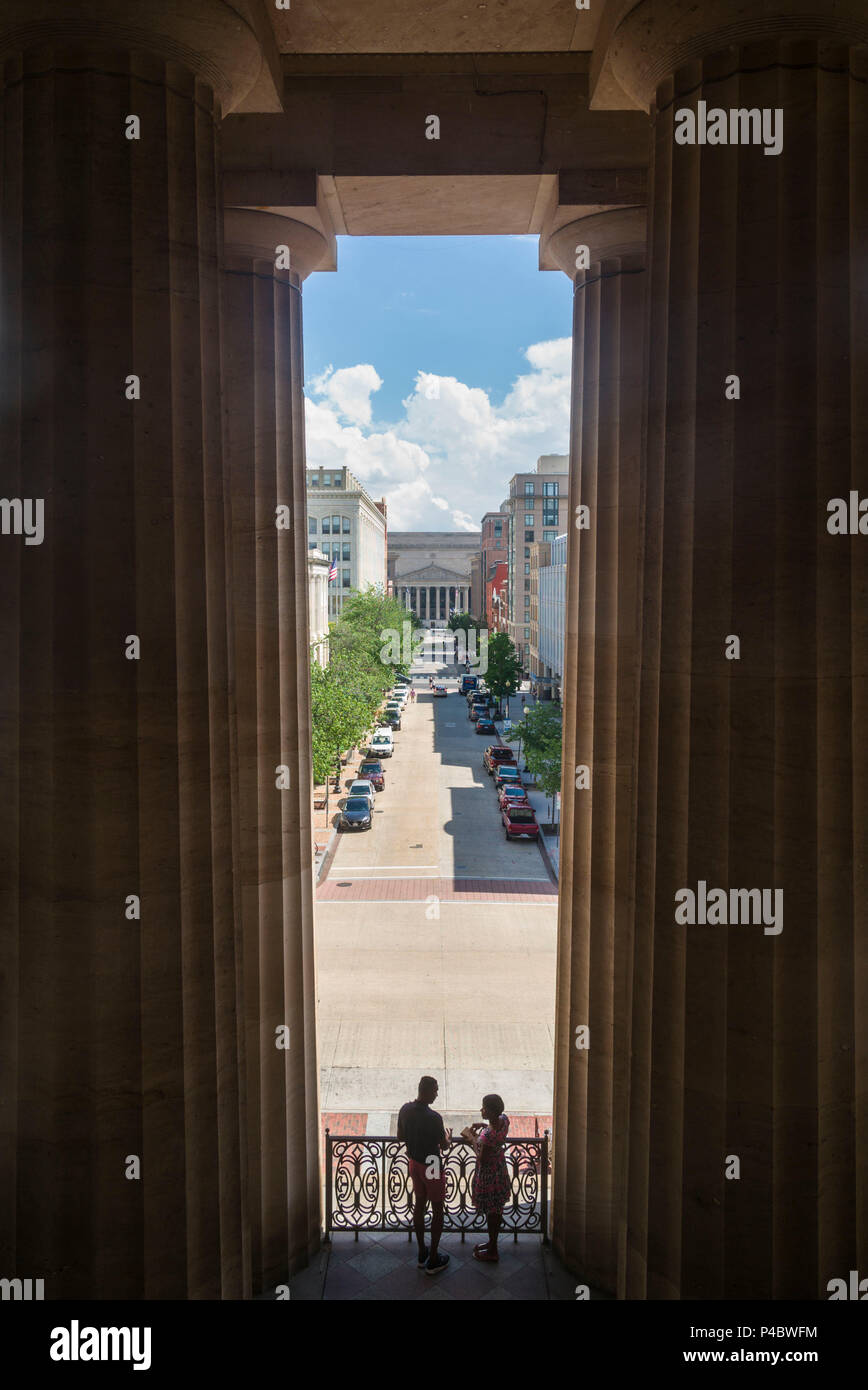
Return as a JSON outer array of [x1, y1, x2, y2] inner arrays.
[[503, 455, 569, 666], [306, 466, 388, 620]]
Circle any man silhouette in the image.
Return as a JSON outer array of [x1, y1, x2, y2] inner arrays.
[[397, 1076, 452, 1275]]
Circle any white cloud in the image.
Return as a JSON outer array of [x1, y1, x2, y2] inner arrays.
[[303, 337, 571, 529], [309, 363, 383, 425]]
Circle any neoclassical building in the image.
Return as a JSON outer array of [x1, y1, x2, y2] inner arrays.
[[388, 532, 479, 626], [1, 0, 866, 1306]]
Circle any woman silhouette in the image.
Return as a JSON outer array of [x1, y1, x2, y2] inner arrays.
[[462, 1094, 510, 1262]]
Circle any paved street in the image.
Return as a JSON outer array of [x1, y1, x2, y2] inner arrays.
[[315, 638, 557, 1120]]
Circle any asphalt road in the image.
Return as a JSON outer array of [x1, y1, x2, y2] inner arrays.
[[315, 639, 557, 1119]]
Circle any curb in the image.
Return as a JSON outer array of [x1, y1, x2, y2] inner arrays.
[[315, 825, 340, 885]]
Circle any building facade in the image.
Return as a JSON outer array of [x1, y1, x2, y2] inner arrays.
[[486, 560, 509, 634], [503, 456, 569, 667], [306, 466, 387, 620], [479, 509, 508, 626], [468, 553, 482, 621], [307, 549, 330, 666], [388, 532, 479, 626], [536, 533, 567, 700]]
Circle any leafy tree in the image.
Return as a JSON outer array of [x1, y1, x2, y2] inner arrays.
[[521, 703, 563, 828], [310, 659, 372, 791], [447, 611, 473, 632], [485, 632, 523, 716]]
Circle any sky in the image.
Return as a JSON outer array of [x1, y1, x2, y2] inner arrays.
[[301, 235, 573, 532]]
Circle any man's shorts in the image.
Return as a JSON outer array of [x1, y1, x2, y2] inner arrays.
[[409, 1157, 446, 1203]]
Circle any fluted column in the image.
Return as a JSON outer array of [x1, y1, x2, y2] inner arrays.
[[0, 5, 262, 1297], [222, 209, 326, 1291], [545, 208, 647, 1294], [605, 0, 868, 1299]]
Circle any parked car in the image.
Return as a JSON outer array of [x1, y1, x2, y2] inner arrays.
[[494, 765, 523, 791], [501, 803, 540, 840], [432, 685, 448, 697], [382, 710, 402, 730], [340, 796, 373, 831], [469, 704, 487, 722], [476, 718, 496, 734], [358, 760, 385, 791], [483, 745, 517, 775], [348, 779, 376, 806], [498, 784, 530, 809], [395, 673, 412, 686], [368, 730, 394, 758]]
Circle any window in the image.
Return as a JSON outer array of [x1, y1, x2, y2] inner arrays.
[[524, 628, 530, 640], [495, 539, 501, 548], [543, 482, 559, 497], [323, 474, 331, 485], [524, 513, 534, 527], [524, 547, 530, 559], [342, 568, 351, 588], [334, 473, 343, 487], [525, 530, 534, 542], [543, 530, 557, 542], [525, 562, 531, 575], [342, 542, 351, 562], [332, 516, 340, 533], [494, 521, 502, 536], [543, 510, 558, 527], [308, 541, 317, 551], [524, 579, 531, 591], [321, 517, 330, 534], [525, 482, 535, 496], [342, 516, 351, 533], [308, 516, 317, 534]]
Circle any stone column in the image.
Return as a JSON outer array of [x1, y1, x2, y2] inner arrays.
[[598, 0, 868, 1299], [543, 208, 647, 1295], [222, 209, 327, 1292], [0, 3, 263, 1298]]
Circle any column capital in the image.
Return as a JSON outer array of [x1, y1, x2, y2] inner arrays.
[[223, 209, 331, 282], [0, 0, 267, 113], [602, 0, 868, 111], [542, 206, 647, 281]]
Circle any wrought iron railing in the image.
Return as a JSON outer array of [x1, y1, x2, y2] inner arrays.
[[325, 1132, 550, 1241]]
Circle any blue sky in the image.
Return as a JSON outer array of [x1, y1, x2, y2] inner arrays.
[[302, 235, 573, 530]]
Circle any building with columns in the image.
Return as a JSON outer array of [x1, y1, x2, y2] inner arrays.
[[388, 532, 479, 627], [2, 0, 866, 1306], [307, 549, 330, 667], [306, 466, 387, 620]]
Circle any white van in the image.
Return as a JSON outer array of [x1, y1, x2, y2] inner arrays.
[[368, 728, 394, 758]]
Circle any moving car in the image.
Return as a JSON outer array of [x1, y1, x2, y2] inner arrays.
[[483, 745, 516, 775], [469, 704, 487, 722], [358, 760, 385, 791], [501, 804, 540, 840], [368, 730, 394, 758], [476, 718, 496, 734], [432, 685, 448, 697], [494, 765, 523, 791], [459, 674, 479, 694], [340, 796, 373, 831], [348, 779, 376, 806]]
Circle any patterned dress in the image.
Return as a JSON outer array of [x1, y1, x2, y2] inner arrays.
[[471, 1114, 511, 1215]]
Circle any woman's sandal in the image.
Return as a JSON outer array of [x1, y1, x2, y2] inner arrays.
[[473, 1247, 499, 1262]]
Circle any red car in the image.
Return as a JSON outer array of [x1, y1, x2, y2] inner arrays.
[[501, 803, 540, 840], [484, 745, 516, 775], [498, 784, 530, 809]]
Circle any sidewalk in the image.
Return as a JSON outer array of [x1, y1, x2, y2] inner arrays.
[[492, 687, 561, 881]]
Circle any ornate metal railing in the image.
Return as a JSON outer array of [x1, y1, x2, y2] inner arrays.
[[325, 1132, 550, 1241]]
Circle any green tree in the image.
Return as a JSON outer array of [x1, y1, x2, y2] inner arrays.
[[521, 702, 563, 828], [447, 611, 473, 632], [310, 659, 373, 801], [485, 631, 523, 717]]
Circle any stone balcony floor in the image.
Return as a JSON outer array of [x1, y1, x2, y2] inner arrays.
[[283, 1230, 607, 1301]]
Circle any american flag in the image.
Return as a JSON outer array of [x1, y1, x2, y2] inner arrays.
[[328, 559, 338, 582]]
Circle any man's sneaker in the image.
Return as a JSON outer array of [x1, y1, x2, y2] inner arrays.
[[425, 1252, 450, 1276], [417, 1244, 429, 1268]]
